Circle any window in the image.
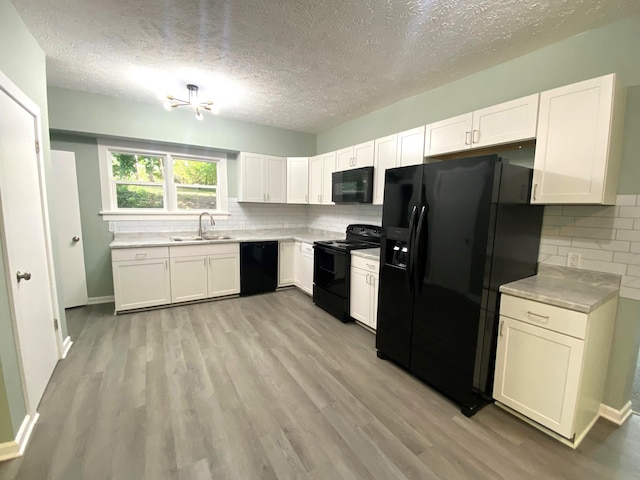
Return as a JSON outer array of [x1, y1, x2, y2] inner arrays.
[[98, 141, 228, 220]]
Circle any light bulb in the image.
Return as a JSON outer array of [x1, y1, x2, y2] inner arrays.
[[212, 105, 220, 115], [195, 108, 203, 120], [163, 100, 172, 111]]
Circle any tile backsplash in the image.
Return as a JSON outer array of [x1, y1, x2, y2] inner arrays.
[[112, 195, 639, 301], [538, 195, 640, 301]]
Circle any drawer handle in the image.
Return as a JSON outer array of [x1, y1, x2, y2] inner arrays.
[[527, 311, 549, 323], [135, 253, 147, 259], [366, 263, 375, 269]]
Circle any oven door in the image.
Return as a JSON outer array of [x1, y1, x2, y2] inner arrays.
[[313, 246, 347, 297]]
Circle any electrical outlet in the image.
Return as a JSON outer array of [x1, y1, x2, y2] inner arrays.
[[567, 252, 581, 268], [108, 222, 116, 232], [240, 221, 246, 230]]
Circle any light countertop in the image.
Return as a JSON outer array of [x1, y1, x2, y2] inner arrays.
[[110, 228, 344, 249], [351, 248, 380, 261], [499, 265, 620, 313]]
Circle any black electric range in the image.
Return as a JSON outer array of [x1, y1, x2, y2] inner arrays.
[[313, 224, 382, 322]]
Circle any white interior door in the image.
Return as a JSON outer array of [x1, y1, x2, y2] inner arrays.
[[0, 87, 59, 412], [52, 150, 88, 308]]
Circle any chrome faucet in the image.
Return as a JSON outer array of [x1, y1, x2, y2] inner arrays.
[[198, 212, 215, 238]]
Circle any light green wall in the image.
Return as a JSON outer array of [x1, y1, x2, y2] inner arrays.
[[48, 87, 316, 158], [618, 87, 640, 195], [317, 14, 640, 153], [0, 0, 70, 440], [0, 359, 13, 441]]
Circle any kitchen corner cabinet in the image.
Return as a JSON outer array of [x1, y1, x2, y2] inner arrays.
[[112, 247, 171, 312], [350, 255, 379, 330], [293, 241, 314, 295], [531, 74, 625, 205], [493, 294, 617, 448], [336, 140, 374, 171], [238, 152, 287, 203], [278, 240, 295, 287], [286, 157, 309, 204], [424, 94, 539, 157], [309, 152, 336, 205]]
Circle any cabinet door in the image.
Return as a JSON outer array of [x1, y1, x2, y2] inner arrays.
[[397, 126, 425, 167], [308, 156, 323, 205], [350, 267, 371, 324], [353, 140, 374, 168], [113, 258, 171, 311], [298, 243, 314, 295], [287, 157, 309, 204], [493, 316, 584, 439], [208, 253, 240, 298], [336, 146, 354, 171], [370, 272, 379, 330], [321, 152, 336, 204], [532, 74, 617, 204], [373, 134, 397, 205], [472, 94, 539, 149], [425, 113, 473, 156], [170, 256, 208, 303], [278, 241, 295, 287], [239, 153, 265, 202], [265, 155, 287, 203]]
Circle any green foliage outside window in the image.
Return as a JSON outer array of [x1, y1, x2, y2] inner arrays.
[[173, 158, 217, 186], [112, 153, 164, 182]]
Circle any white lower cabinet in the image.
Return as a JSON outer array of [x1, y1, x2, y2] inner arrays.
[[112, 247, 171, 312], [294, 241, 314, 295], [112, 244, 239, 312], [349, 255, 379, 330], [278, 240, 295, 287], [208, 253, 240, 298], [493, 294, 617, 447], [170, 256, 208, 303]]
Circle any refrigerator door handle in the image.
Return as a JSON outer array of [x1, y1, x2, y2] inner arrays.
[[406, 205, 418, 291], [413, 205, 427, 293]]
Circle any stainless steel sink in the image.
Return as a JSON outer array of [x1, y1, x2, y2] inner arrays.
[[171, 235, 233, 242]]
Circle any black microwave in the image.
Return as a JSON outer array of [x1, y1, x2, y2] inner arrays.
[[332, 166, 374, 204]]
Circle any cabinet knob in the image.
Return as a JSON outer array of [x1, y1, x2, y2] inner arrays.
[[465, 131, 471, 145], [16, 271, 32, 282]]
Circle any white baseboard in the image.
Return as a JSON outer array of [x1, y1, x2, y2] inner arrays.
[[88, 295, 114, 305], [61, 336, 73, 359], [599, 401, 633, 425], [0, 413, 39, 462]]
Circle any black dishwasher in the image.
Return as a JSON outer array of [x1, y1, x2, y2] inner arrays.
[[240, 241, 278, 296]]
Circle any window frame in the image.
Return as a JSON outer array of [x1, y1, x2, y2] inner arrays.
[[98, 140, 229, 220]]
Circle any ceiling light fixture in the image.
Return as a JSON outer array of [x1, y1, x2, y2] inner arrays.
[[163, 84, 218, 120]]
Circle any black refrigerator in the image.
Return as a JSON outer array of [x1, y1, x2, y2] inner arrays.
[[376, 154, 543, 416]]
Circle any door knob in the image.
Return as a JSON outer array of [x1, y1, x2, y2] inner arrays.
[[72, 236, 80, 242], [16, 271, 32, 282]]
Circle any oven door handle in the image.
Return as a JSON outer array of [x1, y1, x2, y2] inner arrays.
[[406, 205, 417, 291]]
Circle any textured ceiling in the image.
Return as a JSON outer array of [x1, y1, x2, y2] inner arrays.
[[12, 0, 640, 133]]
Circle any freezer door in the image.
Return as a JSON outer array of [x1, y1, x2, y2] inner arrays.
[[376, 165, 423, 368]]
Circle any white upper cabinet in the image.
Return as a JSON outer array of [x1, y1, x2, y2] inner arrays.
[[531, 74, 624, 205], [336, 141, 374, 171], [373, 134, 398, 205], [238, 152, 287, 203], [424, 94, 539, 157], [238, 152, 265, 202], [397, 126, 425, 167], [425, 113, 473, 156], [309, 151, 336, 205], [287, 157, 309, 204]]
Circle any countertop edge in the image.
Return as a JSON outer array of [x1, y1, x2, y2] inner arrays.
[[499, 286, 619, 314]]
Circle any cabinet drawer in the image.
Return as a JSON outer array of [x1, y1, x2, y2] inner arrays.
[[169, 242, 239, 258], [300, 242, 314, 255], [351, 255, 379, 273], [112, 247, 169, 262], [500, 294, 588, 339]]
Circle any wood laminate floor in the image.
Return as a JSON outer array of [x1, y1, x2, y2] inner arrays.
[[1, 289, 639, 479]]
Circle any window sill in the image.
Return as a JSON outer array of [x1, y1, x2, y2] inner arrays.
[[100, 211, 230, 221]]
